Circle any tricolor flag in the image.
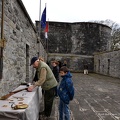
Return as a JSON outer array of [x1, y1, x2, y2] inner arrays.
[[45, 22, 49, 39], [41, 7, 46, 29]]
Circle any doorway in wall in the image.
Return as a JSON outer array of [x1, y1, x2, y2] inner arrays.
[[98, 59, 100, 72], [26, 44, 29, 82], [107, 59, 110, 75]]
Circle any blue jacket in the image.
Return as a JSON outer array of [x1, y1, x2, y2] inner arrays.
[[58, 71, 74, 104]]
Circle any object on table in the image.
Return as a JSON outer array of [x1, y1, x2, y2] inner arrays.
[[0, 88, 28, 100], [11, 103, 28, 110]]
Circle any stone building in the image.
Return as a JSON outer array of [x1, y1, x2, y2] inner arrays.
[[36, 21, 112, 72], [94, 50, 120, 78], [0, 0, 46, 96], [0, 0, 119, 98]]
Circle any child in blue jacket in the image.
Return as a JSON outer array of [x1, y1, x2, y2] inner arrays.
[[58, 66, 74, 120]]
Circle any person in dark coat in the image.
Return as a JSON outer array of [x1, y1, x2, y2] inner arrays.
[[58, 60, 62, 70], [51, 60, 59, 97], [62, 60, 67, 66]]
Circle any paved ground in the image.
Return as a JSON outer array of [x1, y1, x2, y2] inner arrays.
[[40, 73, 120, 120]]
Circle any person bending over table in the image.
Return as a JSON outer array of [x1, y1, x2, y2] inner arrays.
[[28, 57, 58, 119]]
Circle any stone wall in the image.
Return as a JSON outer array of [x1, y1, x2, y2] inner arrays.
[[37, 21, 112, 55], [48, 53, 94, 72], [94, 50, 120, 78], [35, 21, 111, 72], [70, 23, 112, 55], [0, 0, 46, 96]]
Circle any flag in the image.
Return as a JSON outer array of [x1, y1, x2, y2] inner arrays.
[[45, 32, 48, 39], [45, 22, 48, 32], [41, 7, 46, 29], [45, 22, 49, 39]]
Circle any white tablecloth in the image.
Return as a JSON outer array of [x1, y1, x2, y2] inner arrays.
[[0, 85, 42, 120]]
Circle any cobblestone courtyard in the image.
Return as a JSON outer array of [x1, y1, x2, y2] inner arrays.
[[40, 73, 120, 120]]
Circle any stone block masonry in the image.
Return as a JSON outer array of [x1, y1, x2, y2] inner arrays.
[[0, 0, 46, 96], [37, 21, 112, 55], [94, 50, 120, 78], [37, 21, 111, 72]]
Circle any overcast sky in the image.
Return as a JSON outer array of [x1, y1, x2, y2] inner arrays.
[[21, 0, 120, 24]]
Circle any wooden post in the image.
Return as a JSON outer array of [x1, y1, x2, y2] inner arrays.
[[0, 0, 4, 79]]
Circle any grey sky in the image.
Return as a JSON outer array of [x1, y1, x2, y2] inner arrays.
[[22, 0, 120, 24]]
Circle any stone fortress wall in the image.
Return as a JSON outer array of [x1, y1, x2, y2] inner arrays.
[[45, 22, 120, 78], [0, 0, 46, 96], [37, 21, 114, 74], [0, 0, 120, 97], [94, 50, 120, 78]]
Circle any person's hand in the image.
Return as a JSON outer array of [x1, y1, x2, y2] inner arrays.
[[27, 85, 35, 92]]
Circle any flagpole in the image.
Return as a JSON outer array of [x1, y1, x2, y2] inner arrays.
[[45, 3, 47, 53], [39, 0, 41, 33], [38, 0, 41, 57]]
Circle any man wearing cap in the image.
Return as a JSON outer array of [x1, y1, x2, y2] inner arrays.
[[28, 57, 58, 118]]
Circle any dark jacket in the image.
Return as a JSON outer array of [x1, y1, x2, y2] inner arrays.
[[52, 66, 59, 82], [58, 71, 74, 104]]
